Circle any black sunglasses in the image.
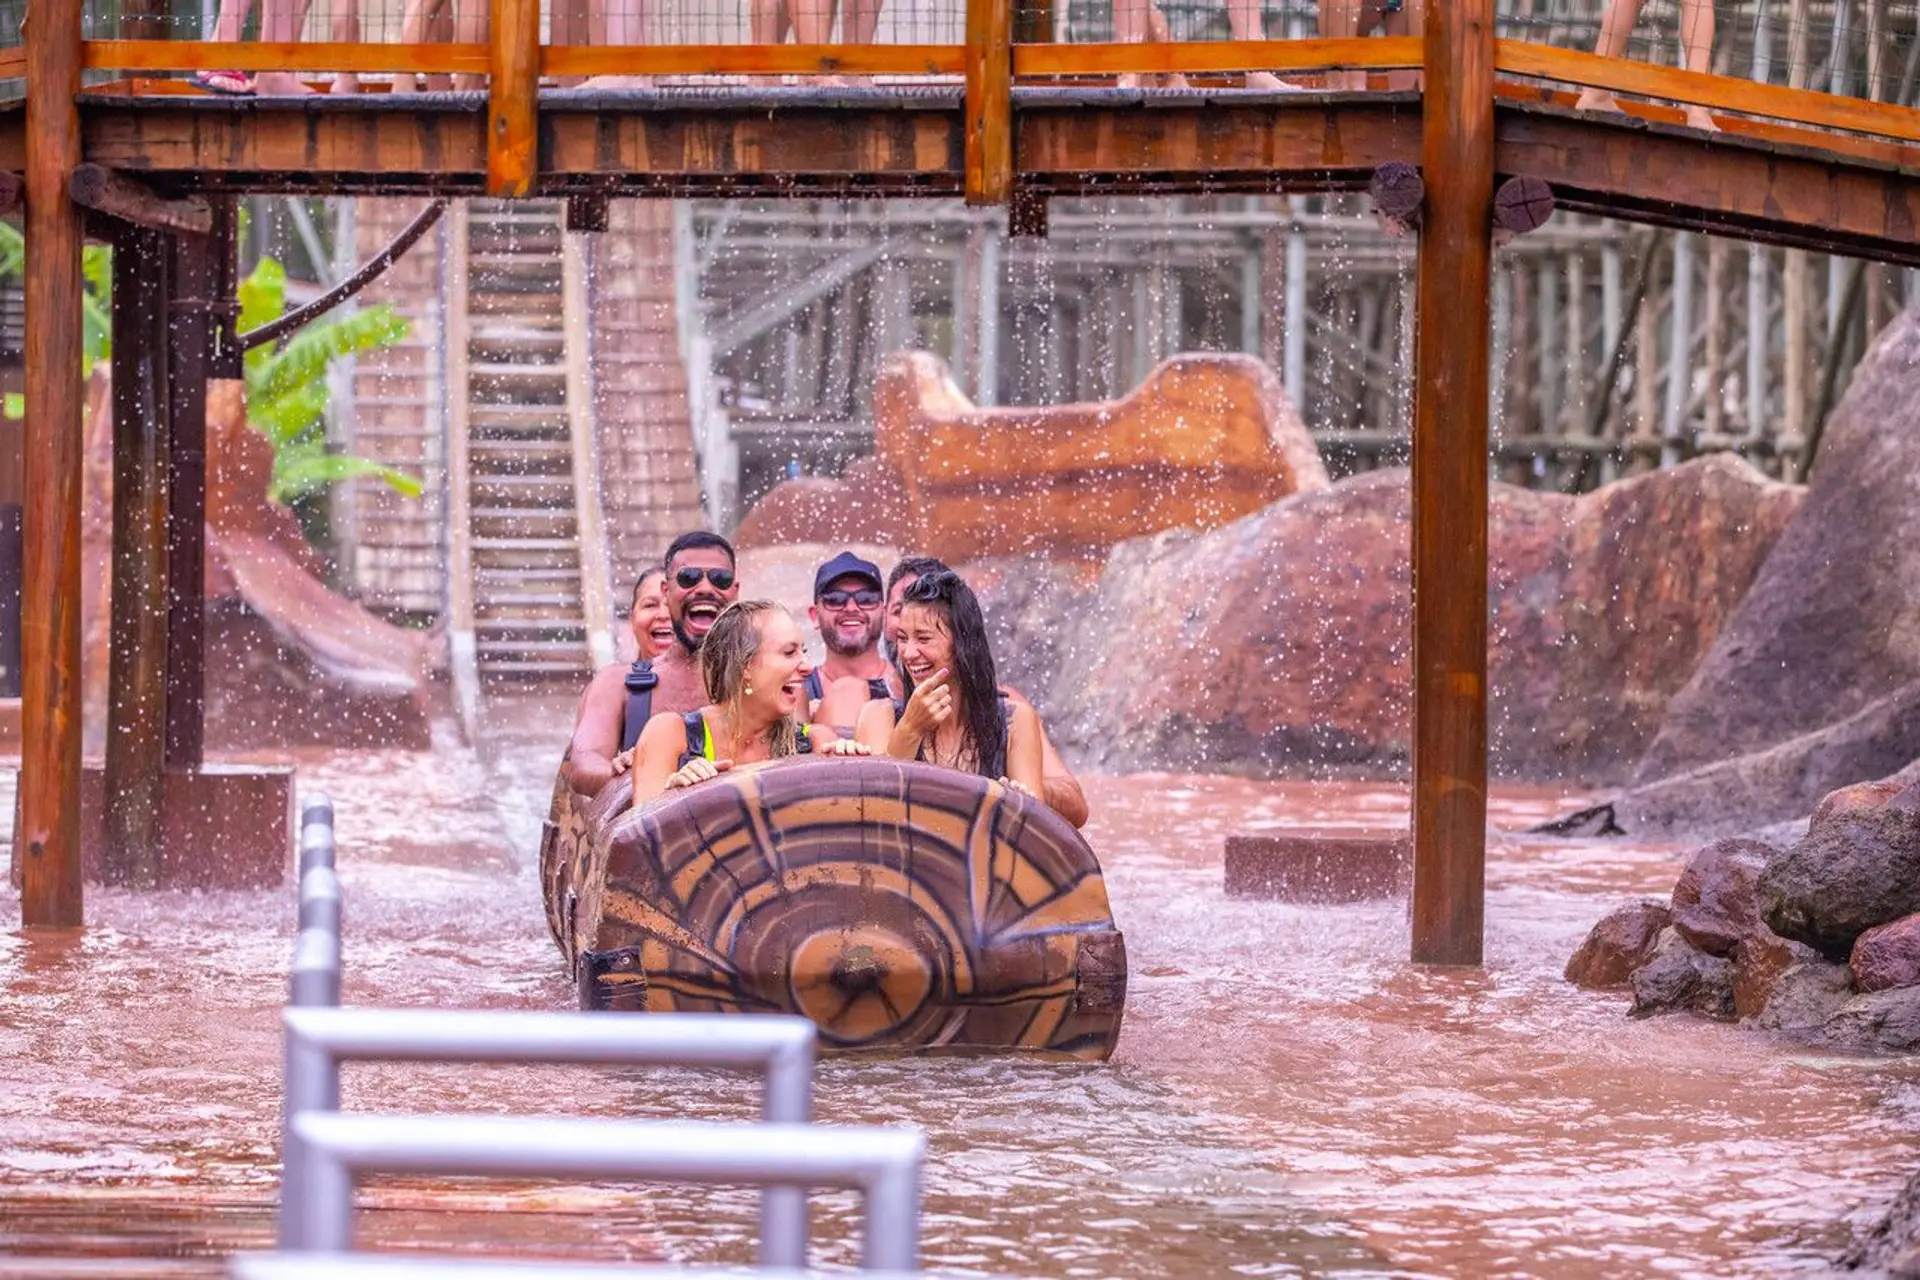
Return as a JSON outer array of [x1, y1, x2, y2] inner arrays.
[[674, 565, 736, 591], [819, 588, 882, 609]]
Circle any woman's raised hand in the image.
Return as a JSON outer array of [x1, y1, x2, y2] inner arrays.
[[609, 748, 636, 777], [666, 757, 733, 790], [820, 738, 872, 757], [899, 668, 955, 739]]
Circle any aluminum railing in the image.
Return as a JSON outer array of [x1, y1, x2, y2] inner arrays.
[[280, 1008, 825, 1264], [236, 1263, 943, 1280], [270, 794, 928, 1274]]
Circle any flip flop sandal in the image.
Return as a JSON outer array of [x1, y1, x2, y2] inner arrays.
[[191, 70, 255, 96]]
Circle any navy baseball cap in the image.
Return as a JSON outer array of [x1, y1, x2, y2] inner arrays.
[[813, 551, 883, 597]]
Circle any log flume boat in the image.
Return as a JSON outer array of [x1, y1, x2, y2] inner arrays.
[[540, 757, 1128, 1058]]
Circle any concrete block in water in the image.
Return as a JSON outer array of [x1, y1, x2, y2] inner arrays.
[[1224, 831, 1411, 903]]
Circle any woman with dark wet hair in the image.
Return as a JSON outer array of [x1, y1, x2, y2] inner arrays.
[[855, 570, 1044, 798]]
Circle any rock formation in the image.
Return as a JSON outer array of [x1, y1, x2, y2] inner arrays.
[[735, 351, 1328, 561], [1016, 454, 1797, 782], [1623, 308, 1920, 824], [1570, 777, 1920, 1052], [80, 370, 433, 752]]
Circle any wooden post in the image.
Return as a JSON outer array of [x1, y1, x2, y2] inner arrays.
[[965, 0, 1013, 206], [1409, 0, 1494, 966], [105, 226, 173, 890], [488, 0, 542, 197], [19, 0, 86, 928], [165, 232, 212, 771]]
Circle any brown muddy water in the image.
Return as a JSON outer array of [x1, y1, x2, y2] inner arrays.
[[3, 693, 1917, 1278]]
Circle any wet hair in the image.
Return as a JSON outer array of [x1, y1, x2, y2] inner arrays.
[[898, 570, 1005, 780], [631, 566, 665, 608], [886, 555, 949, 600], [699, 600, 803, 760], [663, 530, 736, 571]]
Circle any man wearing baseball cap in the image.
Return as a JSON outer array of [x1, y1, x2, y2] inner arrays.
[[807, 550, 892, 738]]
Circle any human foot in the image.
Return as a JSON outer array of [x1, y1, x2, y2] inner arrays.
[[1245, 69, 1304, 91], [1574, 86, 1621, 113], [577, 74, 656, 90], [1683, 103, 1719, 132], [252, 71, 318, 95], [329, 72, 361, 94]]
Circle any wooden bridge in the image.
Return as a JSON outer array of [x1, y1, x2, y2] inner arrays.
[[10, 0, 1920, 967]]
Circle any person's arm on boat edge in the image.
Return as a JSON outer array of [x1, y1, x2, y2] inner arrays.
[[1001, 685, 1089, 829], [853, 698, 897, 756], [567, 663, 631, 797], [1001, 700, 1046, 801], [630, 712, 729, 807]]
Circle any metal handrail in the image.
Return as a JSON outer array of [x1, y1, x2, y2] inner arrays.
[[280, 1008, 819, 1266], [288, 1114, 923, 1270], [235, 1262, 945, 1279]]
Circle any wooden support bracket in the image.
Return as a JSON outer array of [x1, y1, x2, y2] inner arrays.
[[487, 0, 541, 196], [1008, 189, 1048, 238], [1493, 174, 1555, 237], [70, 164, 211, 234], [964, 0, 1013, 205], [566, 192, 610, 233], [1369, 160, 1425, 236]]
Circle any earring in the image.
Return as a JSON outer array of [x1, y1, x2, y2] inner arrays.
[[744, 684, 753, 696]]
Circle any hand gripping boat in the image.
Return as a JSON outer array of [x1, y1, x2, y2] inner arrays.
[[539, 756, 1127, 1058]]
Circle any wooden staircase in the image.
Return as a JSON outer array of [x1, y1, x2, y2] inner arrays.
[[343, 195, 707, 728], [445, 200, 614, 714]]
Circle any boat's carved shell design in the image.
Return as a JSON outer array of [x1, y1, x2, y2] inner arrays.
[[540, 756, 1127, 1058]]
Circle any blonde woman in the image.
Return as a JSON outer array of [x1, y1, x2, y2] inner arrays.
[[629, 600, 870, 805]]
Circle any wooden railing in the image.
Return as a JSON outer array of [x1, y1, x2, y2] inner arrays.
[[58, 15, 1920, 199]]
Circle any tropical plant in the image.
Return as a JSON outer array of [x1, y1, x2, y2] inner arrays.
[[0, 220, 112, 419], [238, 256, 422, 505]]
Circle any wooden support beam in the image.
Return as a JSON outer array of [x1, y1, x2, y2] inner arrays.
[[1008, 188, 1048, 238], [965, 0, 1014, 205], [566, 193, 610, 233], [1493, 174, 1555, 236], [1369, 160, 1425, 234], [208, 197, 243, 379], [1410, 0, 1495, 965], [105, 225, 171, 889], [19, 0, 86, 927], [69, 164, 212, 234], [487, 0, 541, 197], [164, 231, 211, 771]]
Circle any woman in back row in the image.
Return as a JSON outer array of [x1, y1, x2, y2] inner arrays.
[[855, 569, 1046, 800]]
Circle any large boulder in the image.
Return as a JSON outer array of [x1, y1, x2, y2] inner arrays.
[[1852, 914, 1920, 993], [1760, 797, 1920, 958], [1729, 933, 1853, 1031], [1628, 930, 1737, 1020], [1033, 455, 1796, 781], [1565, 900, 1671, 989], [1824, 986, 1920, 1052], [1669, 837, 1776, 956], [1611, 681, 1920, 837], [1636, 308, 1920, 791]]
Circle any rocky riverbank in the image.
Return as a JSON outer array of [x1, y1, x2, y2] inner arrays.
[[1568, 777, 1920, 1053]]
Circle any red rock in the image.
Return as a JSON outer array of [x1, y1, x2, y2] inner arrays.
[[735, 351, 1326, 560], [1035, 454, 1796, 781], [1565, 900, 1671, 989], [1637, 309, 1920, 791], [1669, 837, 1776, 957], [1811, 780, 1910, 828], [1730, 930, 1845, 1026], [1852, 913, 1920, 992], [1629, 931, 1736, 1020]]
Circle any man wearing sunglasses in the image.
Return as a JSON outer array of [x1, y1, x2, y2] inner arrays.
[[806, 552, 893, 738], [567, 531, 741, 795]]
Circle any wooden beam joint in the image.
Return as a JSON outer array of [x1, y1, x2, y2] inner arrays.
[[1369, 160, 1425, 236], [69, 164, 212, 234], [1493, 174, 1555, 239]]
